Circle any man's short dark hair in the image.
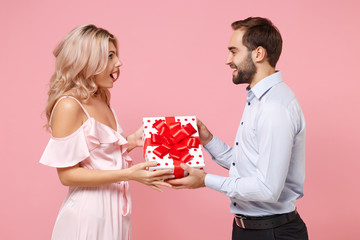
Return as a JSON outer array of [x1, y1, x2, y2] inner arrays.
[[231, 17, 282, 67]]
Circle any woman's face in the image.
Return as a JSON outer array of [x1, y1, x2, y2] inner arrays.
[[94, 41, 122, 89]]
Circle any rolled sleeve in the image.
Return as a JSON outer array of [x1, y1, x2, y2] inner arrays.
[[204, 136, 233, 170]]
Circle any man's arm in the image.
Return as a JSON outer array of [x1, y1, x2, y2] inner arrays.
[[170, 104, 296, 203], [197, 119, 234, 170]]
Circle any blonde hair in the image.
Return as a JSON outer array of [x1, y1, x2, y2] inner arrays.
[[45, 24, 118, 130]]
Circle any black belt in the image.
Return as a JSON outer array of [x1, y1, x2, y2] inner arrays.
[[234, 210, 298, 230]]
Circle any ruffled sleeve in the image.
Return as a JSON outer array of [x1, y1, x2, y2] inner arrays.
[[40, 127, 90, 168]]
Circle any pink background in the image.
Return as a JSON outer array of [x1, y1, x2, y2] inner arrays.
[[1, 0, 359, 239]]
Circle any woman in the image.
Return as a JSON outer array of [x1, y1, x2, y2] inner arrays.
[[40, 24, 174, 240]]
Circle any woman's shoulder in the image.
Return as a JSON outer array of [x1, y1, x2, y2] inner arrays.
[[53, 95, 84, 115], [51, 96, 87, 138]]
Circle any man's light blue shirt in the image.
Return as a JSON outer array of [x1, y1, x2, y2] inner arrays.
[[204, 71, 306, 216]]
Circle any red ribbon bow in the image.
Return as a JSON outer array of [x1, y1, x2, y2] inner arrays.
[[144, 117, 200, 178]]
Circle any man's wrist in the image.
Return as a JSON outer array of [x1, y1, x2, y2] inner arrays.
[[201, 173, 207, 187], [203, 133, 213, 146]]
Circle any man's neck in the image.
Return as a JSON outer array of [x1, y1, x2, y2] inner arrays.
[[249, 67, 276, 89]]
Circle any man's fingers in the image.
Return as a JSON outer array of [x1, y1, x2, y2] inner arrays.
[[166, 178, 187, 186], [180, 163, 192, 172], [166, 178, 187, 189], [197, 118, 204, 128]]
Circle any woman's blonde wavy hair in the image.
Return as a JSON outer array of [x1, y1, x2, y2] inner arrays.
[[45, 24, 118, 130]]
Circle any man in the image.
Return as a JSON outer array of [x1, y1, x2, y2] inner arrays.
[[168, 17, 308, 240]]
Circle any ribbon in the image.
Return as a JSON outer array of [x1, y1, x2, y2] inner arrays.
[[144, 117, 200, 178]]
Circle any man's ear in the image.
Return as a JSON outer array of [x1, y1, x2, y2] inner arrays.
[[252, 46, 267, 63]]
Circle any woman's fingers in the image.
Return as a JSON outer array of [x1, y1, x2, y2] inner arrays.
[[149, 185, 163, 192], [138, 161, 159, 169], [146, 172, 174, 184], [150, 169, 174, 178], [147, 182, 172, 192], [152, 181, 172, 188], [155, 175, 174, 181], [170, 185, 186, 189]]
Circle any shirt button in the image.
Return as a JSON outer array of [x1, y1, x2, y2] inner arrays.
[[233, 202, 237, 206], [236, 142, 239, 145], [241, 122, 243, 125], [248, 102, 251, 106], [232, 162, 235, 166]]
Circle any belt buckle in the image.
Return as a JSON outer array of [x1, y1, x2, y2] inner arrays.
[[235, 215, 246, 229]]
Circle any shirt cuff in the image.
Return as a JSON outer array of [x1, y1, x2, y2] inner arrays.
[[205, 173, 227, 192], [204, 135, 221, 155]]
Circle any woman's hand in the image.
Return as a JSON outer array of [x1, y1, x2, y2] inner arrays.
[[126, 161, 174, 192], [126, 126, 143, 152]]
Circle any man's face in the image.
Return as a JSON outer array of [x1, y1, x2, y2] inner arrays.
[[226, 29, 256, 85]]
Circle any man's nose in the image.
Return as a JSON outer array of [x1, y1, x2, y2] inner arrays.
[[225, 53, 232, 65]]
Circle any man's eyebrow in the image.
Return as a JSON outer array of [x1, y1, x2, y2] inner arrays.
[[228, 47, 238, 51]]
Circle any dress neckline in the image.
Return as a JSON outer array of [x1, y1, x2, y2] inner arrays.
[[92, 107, 119, 133], [51, 117, 119, 141], [50, 96, 120, 137]]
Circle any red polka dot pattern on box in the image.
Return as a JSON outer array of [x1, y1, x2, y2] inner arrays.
[[143, 116, 205, 176]]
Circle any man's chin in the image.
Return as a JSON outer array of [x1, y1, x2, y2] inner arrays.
[[232, 73, 253, 85], [232, 76, 244, 85]]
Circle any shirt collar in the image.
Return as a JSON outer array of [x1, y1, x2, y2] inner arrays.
[[247, 71, 283, 100]]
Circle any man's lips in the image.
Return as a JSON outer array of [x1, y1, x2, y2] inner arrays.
[[231, 67, 237, 74], [229, 64, 237, 74]]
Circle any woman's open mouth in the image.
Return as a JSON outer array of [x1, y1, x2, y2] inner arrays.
[[110, 69, 120, 82]]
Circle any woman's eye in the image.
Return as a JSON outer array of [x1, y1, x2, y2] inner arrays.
[[108, 54, 113, 59]]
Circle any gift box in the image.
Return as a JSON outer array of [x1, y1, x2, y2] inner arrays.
[[143, 116, 205, 178]]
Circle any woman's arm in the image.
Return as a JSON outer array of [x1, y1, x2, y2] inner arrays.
[[57, 162, 174, 191], [52, 98, 173, 191]]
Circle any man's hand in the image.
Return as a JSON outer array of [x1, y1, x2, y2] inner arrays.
[[197, 119, 213, 146], [167, 163, 206, 189]]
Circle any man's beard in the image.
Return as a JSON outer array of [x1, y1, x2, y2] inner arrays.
[[232, 52, 256, 85]]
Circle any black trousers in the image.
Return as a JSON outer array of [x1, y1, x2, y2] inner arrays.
[[232, 213, 308, 240]]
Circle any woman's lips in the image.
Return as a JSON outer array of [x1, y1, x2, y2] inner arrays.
[[110, 69, 120, 82]]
